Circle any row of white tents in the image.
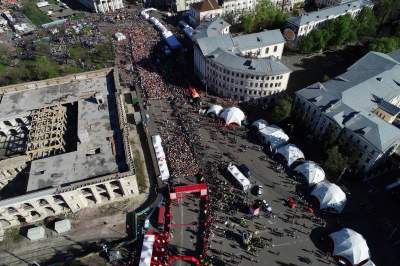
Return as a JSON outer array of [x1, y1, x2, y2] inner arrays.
[[251, 119, 375, 265], [250, 118, 347, 213]]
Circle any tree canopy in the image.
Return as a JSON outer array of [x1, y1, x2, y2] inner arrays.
[[268, 95, 292, 124], [299, 8, 377, 53], [239, 0, 288, 33], [323, 146, 348, 179]]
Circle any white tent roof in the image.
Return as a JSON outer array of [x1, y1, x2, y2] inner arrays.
[[259, 125, 289, 149], [139, 234, 155, 266], [219, 107, 245, 126], [206, 104, 223, 116], [294, 161, 325, 185], [152, 135, 170, 181], [362, 260, 376, 266], [276, 144, 304, 166], [251, 119, 268, 130], [330, 228, 370, 265], [311, 182, 347, 213]]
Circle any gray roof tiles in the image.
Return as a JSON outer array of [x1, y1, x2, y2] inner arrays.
[[209, 48, 291, 75], [296, 52, 400, 152], [232, 30, 285, 51], [287, 0, 373, 27], [192, 18, 230, 40], [194, 18, 290, 76]]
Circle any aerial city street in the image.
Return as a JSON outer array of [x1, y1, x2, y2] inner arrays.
[[0, 0, 399, 265]]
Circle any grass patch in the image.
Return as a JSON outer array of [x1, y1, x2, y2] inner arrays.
[[71, 11, 86, 21], [133, 150, 147, 192], [22, 0, 52, 25]]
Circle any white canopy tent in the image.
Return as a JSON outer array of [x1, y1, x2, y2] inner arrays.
[[219, 107, 245, 126], [251, 119, 268, 131], [362, 260, 376, 266], [294, 161, 325, 185], [139, 234, 155, 266], [276, 144, 304, 167], [152, 135, 170, 181], [206, 104, 223, 116], [311, 182, 347, 213], [259, 125, 289, 150], [329, 228, 370, 265]]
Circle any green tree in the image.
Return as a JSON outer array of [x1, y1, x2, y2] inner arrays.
[[368, 37, 400, 53], [0, 44, 13, 66], [356, 7, 378, 38], [375, 0, 400, 26], [239, 0, 288, 33], [268, 96, 292, 123], [323, 145, 348, 178]]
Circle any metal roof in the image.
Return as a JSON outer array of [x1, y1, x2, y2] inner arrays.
[[286, 0, 373, 27], [296, 51, 400, 152], [209, 48, 291, 75], [194, 19, 290, 76], [192, 18, 231, 40]]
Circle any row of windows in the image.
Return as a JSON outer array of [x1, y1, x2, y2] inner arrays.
[[219, 86, 281, 96], [208, 64, 284, 81], [213, 80, 282, 95], [211, 77, 282, 89]]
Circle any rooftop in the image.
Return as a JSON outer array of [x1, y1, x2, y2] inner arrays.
[[287, 0, 373, 27], [0, 69, 128, 194], [191, 0, 220, 12], [192, 17, 230, 40], [296, 51, 400, 152], [194, 19, 290, 76]]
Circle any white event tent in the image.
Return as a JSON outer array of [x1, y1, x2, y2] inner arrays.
[[206, 104, 223, 117], [251, 119, 268, 131], [294, 161, 325, 185], [259, 125, 289, 150], [311, 182, 347, 213], [329, 228, 370, 265], [219, 107, 245, 126], [276, 144, 304, 167], [139, 234, 155, 266]]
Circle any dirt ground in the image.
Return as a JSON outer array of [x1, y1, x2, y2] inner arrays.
[[0, 195, 146, 266]]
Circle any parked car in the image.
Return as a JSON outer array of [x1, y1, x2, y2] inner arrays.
[[238, 164, 251, 177], [253, 185, 263, 196]]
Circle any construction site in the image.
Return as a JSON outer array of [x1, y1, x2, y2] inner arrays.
[[0, 68, 139, 239]]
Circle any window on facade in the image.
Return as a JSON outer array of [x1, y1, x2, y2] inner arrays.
[[256, 76, 259, 80], [241, 74, 244, 78], [265, 47, 269, 54], [255, 83, 258, 87], [266, 76, 269, 80], [260, 83, 263, 88], [240, 81, 243, 85], [271, 76, 275, 80], [274, 45, 277, 52], [250, 82, 253, 86], [270, 83, 273, 87]]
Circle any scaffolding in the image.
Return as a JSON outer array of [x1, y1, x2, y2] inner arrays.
[[26, 104, 67, 160]]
